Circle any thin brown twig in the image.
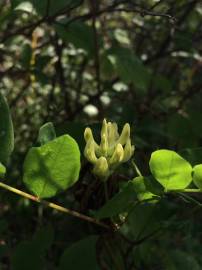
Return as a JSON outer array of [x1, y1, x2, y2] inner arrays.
[[0, 181, 110, 230]]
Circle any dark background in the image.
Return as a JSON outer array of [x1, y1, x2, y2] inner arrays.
[[1, 0, 202, 269]]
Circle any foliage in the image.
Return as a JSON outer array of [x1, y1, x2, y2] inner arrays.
[[1, 0, 202, 269]]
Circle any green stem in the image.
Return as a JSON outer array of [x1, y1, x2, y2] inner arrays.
[[166, 188, 202, 193], [131, 160, 142, 177], [176, 191, 202, 206], [0, 181, 110, 230]]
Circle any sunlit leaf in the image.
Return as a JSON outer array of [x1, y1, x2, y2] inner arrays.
[[23, 135, 80, 198], [133, 176, 161, 202], [149, 149, 192, 190], [193, 164, 202, 189], [0, 163, 6, 177], [37, 122, 56, 145]]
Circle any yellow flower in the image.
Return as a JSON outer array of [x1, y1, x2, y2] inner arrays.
[[84, 119, 135, 180]]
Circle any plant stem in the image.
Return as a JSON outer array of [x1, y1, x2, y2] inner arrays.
[[0, 181, 110, 230], [131, 160, 142, 177], [167, 188, 202, 193], [177, 192, 202, 206]]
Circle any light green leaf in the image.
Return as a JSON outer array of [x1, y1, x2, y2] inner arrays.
[[133, 176, 161, 202], [193, 164, 202, 189], [0, 92, 14, 165], [23, 135, 80, 198], [149, 149, 192, 190], [59, 236, 100, 270], [0, 163, 6, 177], [37, 122, 56, 145]]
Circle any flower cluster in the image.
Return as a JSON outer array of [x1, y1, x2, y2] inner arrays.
[[84, 119, 135, 180]]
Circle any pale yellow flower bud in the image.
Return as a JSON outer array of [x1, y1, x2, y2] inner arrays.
[[122, 139, 135, 162], [93, 157, 109, 179], [84, 119, 134, 180], [117, 123, 130, 145], [84, 140, 97, 164], [109, 143, 124, 165], [108, 122, 119, 147], [100, 133, 108, 156], [84, 127, 94, 142], [101, 119, 108, 138], [84, 127, 99, 152]]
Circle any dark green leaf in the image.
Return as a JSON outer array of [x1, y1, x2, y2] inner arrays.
[[55, 21, 96, 56], [122, 203, 162, 240], [180, 147, 202, 166], [0, 92, 14, 165], [107, 46, 151, 91], [59, 235, 100, 270], [12, 0, 79, 16], [32, 226, 54, 252], [11, 241, 44, 270], [95, 181, 137, 219]]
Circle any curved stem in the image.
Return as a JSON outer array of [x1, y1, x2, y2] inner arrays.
[[131, 160, 142, 177], [0, 181, 110, 230]]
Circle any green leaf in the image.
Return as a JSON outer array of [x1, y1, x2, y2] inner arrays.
[[0, 92, 14, 165], [121, 203, 162, 240], [23, 134, 80, 198], [95, 181, 137, 219], [149, 149, 192, 190], [143, 176, 164, 196], [19, 43, 32, 69], [107, 46, 151, 91], [11, 226, 54, 270], [11, 0, 79, 16], [165, 250, 201, 270], [193, 164, 202, 189], [32, 226, 54, 252], [59, 236, 100, 270], [55, 21, 96, 56], [11, 241, 44, 270], [133, 176, 161, 202], [167, 114, 194, 148], [33, 0, 78, 16], [37, 122, 56, 145], [0, 163, 6, 177]]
